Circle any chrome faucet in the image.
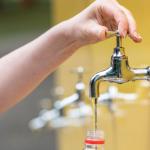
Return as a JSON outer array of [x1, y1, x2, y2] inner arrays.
[[90, 32, 150, 98]]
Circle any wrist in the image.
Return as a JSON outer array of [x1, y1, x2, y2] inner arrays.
[[53, 20, 83, 51]]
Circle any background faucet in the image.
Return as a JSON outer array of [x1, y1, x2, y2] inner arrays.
[[29, 67, 92, 130], [98, 86, 137, 112]]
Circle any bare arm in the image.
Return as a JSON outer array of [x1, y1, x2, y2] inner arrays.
[[0, 0, 142, 112], [0, 22, 81, 111]]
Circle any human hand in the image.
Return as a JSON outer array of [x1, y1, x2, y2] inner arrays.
[[66, 0, 142, 46]]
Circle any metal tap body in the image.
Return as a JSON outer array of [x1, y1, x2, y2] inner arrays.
[[90, 34, 150, 98]]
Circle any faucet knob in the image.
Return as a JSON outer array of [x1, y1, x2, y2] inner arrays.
[[53, 86, 65, 98], [71, 66, 86, 82], [116, 32, 122, 47], [106, 30, 118, 38], [71, 66, 85, 73], [106, 31, 122, 47]]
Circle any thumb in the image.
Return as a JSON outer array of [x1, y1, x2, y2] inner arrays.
[[92, 24, 108, 41]]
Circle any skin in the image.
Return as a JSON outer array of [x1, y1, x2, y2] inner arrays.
[[0, 0, 142, 112]]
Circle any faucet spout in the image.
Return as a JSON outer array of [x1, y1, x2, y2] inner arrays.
[[90, 69, 111, 98]]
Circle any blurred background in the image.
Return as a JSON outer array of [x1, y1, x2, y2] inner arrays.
[[0, 0, 150, 150], [0, 0, 57, 150]]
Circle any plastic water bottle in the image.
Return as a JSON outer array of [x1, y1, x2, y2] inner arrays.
[[84, 130, 105, 150]]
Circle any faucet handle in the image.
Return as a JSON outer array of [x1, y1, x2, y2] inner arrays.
[[53, 86, 65, 98], [106, 30, 118, 38], [71, 66, 85, 74], [71, 66, 86, 81], [106, 31, 122, 47]]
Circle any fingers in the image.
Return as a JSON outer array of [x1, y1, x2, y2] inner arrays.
[[96, 25, 108, 41], [79, 21, 108, 44], [120, 6, 142, 42], [92, 0, 142, 43], [87, 20, 108, 42], [113, 8, 129, 37]]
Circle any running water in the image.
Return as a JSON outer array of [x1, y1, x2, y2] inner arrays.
[[92, 98, 98, 131]]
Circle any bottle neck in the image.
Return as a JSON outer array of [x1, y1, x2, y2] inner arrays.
[[84, 130, 105, 150]]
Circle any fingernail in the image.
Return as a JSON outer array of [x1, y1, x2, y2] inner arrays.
[[138, 34, 142, 39], [134, 32, 142, 39]]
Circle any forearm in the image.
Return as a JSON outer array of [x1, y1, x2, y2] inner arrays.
[[0, 21, 80, 112]]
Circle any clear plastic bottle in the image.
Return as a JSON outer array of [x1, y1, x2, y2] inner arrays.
[[84, 130, 105, 150]]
